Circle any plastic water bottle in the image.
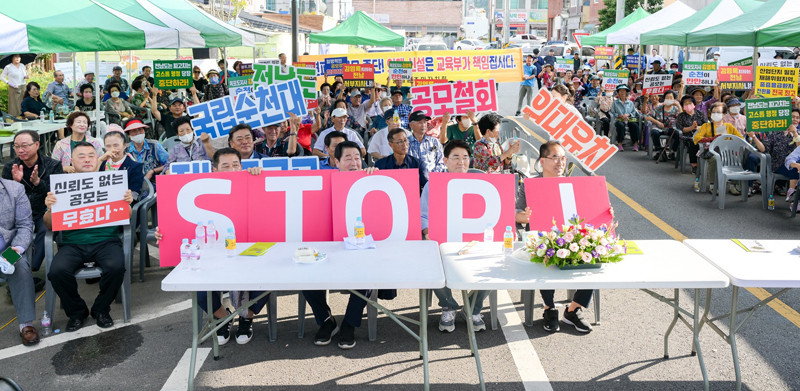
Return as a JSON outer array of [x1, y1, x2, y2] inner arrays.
[[39, 109, 45, 121], [483, 223, 494, 243], [503, 226, 514, 255], [41, 311, 52, 337], [694, 178, 700, 193], [179, 239, 191, 270], [393, 110, 400, 124], [48, 109, 54, 123], [768, 195, 775, 210], [354, 217, 365, 246], [195, 222, 206, 249], [189, 239, 201, 271], [206, 220, 217, 249], [225, 227, 236, 258]]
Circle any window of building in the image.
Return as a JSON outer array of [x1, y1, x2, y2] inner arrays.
[[538, 0, 548, 8]]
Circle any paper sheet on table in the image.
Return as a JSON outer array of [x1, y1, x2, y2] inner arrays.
[[344, 235, 376, 250], [732, 239, 772, 253], [623, 240, 643, 254]]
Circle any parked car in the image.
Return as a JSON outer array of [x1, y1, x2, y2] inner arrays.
[[455, 39, 487, 50], [541, 43, 581, 59], [508, 34, 544, 46], [417, 42, 449, 51], [367, 47, 397, 53]]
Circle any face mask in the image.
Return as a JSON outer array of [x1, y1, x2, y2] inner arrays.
[[714, 55, 720, 60], [711, 113, 724, 122], [664, 99, 675, 106], [730, 106, 741, 114], [684, 104, 695, 113], [381, 92, 389, 99], [130, 134, 145, 144], [111, 91, 120, 98], [461, 118, 471, 128], [179, 133, 194, 145], [382, 105, 392, 113], [84, 93, 93, 99], [209, 76, 219, 85]]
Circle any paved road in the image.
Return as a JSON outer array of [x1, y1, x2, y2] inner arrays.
[[0, 82, 798, 391]]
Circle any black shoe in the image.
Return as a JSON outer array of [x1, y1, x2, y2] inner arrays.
[[542, 308, 560, 332], [337, 320, 356, 349], [314, 316, 339, 346], [235, 317, 254, 345], [33, 277, 45, 293], [85, 277, 100, 285], [66, 310, 90, 332], [562, 307, 593, 333], [514, 111, 521, 116], [216, 310, 232, 345], [95, 313, 114, 328]]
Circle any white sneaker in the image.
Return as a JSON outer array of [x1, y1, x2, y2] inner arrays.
[[438, 308, 456, 332], [471, 314, 486, 332], [786, 188, 796, 202]]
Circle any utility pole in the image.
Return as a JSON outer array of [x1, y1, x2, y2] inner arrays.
[[503, 0, 509, 47], [616, 0, 625, 22], [292, 0, 299, 62], [488, 0, 494, 45]]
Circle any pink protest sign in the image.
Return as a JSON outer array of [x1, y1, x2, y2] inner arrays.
[[156, 171, 253, 267], [522, 88, 617, 171], [410, 79, 497, 117], [523, 176, 613, 231], [330, 170, 422, 241], [247, 170, 333, 243], [426, 172, 515, 243]]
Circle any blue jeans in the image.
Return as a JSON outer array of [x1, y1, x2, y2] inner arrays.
[[433, 288, 490, 314]]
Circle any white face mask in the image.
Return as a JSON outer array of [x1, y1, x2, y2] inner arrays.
[[382, 105, 392, 113], [130, 134, 145, 144], [179, 133, 194, 145], [664, 99, 675, 106], [711, 113, 724, 123], [730, 106, 740, 114], [461, 118, 471, 128], [381, 92, 389, 99], [111, 91, 120, 98]]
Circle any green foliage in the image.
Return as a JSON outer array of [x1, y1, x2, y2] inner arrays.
[[0, 65, 55, 116], [598, 0, 663, 32]]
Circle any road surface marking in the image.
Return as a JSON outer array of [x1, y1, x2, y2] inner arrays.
[[497, 289, 554, 391], [160, 348, 211, 391]]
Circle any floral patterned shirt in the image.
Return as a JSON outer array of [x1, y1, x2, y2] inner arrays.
[[473, 138, 510, 173], [648, 103, 681, 130], [51, 135, 104, 167], [762, 131, 796, 172]]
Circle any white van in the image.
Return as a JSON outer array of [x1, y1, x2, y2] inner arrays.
[[705, 46, 794, 66]]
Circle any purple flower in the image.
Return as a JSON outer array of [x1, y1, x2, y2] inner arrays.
[[538, 243, 546, 250], [585, 223, 594, 229], [601, 227, 607, 233], [538, 232, 544, 237], [546, 248, 555, 257], [556, 238, 566, 246], [606, 244, 613, 250], [591, 250, 599, 258]]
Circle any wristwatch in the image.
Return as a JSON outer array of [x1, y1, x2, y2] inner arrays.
[[288, 132, 298, 136]]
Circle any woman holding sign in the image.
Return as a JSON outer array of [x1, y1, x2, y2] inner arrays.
[[514, 140, 595, 333]]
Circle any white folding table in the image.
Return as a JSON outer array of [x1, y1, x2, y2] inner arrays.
[[162, 240, 445, 391], [441, 240, 730, 391], [684, 239, 800, 391], [0, 119, 67, 159]]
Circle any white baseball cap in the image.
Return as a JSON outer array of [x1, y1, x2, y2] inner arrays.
[[332, 108, 348, 117]]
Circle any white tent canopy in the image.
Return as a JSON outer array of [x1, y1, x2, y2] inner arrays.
[[606, 1, 697, 45]]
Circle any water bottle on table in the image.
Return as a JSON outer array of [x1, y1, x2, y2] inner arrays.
[[189, 239, 201, 271], [225, 228, 236, 258], [195, 222, 206, 249], [39, 109, 45, 121], [354, 216, 365, 246], [179, 239, 190, 270], [483, 223, 494, 244], [206, 220, 217, 249], [48, 110, 54, 123], [41, 311, 52, 337], [503, 226, 514, 255]]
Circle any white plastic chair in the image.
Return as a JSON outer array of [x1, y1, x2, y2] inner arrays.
[[708, 135, 769, 209]]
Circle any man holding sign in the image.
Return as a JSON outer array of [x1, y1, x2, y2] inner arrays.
[[43, 142, 134, 332]]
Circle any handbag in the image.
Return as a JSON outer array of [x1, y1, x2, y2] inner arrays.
[[700, 122, 715, 160]]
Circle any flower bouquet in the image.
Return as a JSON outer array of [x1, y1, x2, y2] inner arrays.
[[523, 215, 626, 270]]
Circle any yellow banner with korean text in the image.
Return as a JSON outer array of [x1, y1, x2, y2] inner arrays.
[[299, 49, 523, 85]]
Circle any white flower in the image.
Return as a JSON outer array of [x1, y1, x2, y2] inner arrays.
[[569, 243, 579, 252], [556, 248, 571, 258], [536, 248, 546, 257], [614, 244, 625, 254], [581, 252, 592, 262], [595, 246, 608, 256], [563, 233, 575, 242], [548, 231, 557, 240], [600, 237, 609, 246], [579, 238, 590, 247]]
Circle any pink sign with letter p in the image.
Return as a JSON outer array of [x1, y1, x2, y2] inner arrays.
[[524, 176, 613, 231]]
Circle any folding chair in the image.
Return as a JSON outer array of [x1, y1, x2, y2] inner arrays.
[[708, 135, 769, 209]]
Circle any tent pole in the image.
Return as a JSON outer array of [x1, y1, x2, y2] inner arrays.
[[72, 54, 77, 91], [752, 46, 758, 97], [94, 52, 100, 132], [128, 50, 133, 92], [223, 47, 229, 90]]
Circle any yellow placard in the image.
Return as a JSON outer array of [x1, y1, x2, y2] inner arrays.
[[755, 66, 798, 98], [300, 49, 523, 84], [623, 240, 643, 255]]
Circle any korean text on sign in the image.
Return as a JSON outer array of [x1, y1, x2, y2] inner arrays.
[[409, 79, 497, 117], [154, 60, 193, 89], [187, 78, 307, 140], [252, 63, 317, 107], [718, 66, 753, 90], [292, 62, 320, 109], [342, 64, 375, 88], [594, 47, 613, 61], [522, 88, 617, 171], [239, 63, 253, 77], [50, 171, 130, 231], [555, 58, 573, 73], [642, 73, 673, 95], [325, 56, 347, 76], [626, 54, 641, 70], [683, 61, 717, 86], [746, 97, 792, 133], [414, 78, 448, 86], [388, 61, 413, 81], [755, 66, 799, 98], [228, 76, 253, 95], [602, 70, 629, 91]]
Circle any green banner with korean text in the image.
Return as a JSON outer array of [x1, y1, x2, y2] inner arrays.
[[153, 60, 192, 89], [746, 97, 792, 133]]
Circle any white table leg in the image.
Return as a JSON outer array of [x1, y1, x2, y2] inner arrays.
[[693, 289, 709, 391], [461, 290, 486, 391], [420, 289, 429, 391], [188, 292, 199, 391], [730, 286, 742, 391]]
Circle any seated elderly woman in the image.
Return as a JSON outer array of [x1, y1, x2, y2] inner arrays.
[[103, 83, 133, 125], [645, 90, 682, 159], [163, 116, 215, 174], [751, 108, 800, 200], [693, 102, 749, 196]]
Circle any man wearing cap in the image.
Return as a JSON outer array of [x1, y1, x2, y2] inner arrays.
[[585, 75, 602, 98], [103, 66, 129, 95], [74, 71, 95, 96], [261, 113, 301, 158], [149, 86, 200, 138], [313, 108, 366, 158], [368, 109, 408, 160], [347, 87, 377, 130], [610, 84, 641, 151], [407, 110, 445, 178], [646, 59, 669, 77], [124, 117, 169, 185], [390, 89, 413, 128], [386, 75, 411, 101], [515, 55, 536, 116]]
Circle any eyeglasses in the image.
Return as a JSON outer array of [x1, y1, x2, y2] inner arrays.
[[390, 139, 409, 145], [543, 156, 567, 163], [12, 143, 35, 150], [447, 156, 470, 162]]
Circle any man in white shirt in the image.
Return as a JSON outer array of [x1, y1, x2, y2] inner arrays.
[[368, 109, 409, 161], [648, 49, 665, 70], [313, 108, 366, 158]]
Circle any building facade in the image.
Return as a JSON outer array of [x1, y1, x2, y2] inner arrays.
[[352, 1, 464, 42], [491, 0, 549, 37], [546, 0, 603, 42]]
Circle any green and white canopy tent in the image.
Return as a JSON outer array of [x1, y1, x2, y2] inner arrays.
[[640, 0, 764, 46], [310, 11, 405, 47], [581, 8, 651, 47], [0, 0, 255, 55], [606, 1, 696, 45], [686, 0, 800, 47]]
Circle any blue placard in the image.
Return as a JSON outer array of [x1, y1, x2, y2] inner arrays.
[[626, 54, 641, 70], [325, 57, 348, 76]]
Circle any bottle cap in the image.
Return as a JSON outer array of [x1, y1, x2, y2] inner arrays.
[[486, 223, 492, 228], [227, 227, 234, 232], [208, 220, 214, 224], [191, 239, 198, 244], [197, 221, 203, 226], [182, 238, 189, 243], [357, 216, 362, 221], [506, 226, 512, 230]]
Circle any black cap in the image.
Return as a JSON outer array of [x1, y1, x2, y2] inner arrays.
[[408, 110, 431, 122], [391, 89, 403, 97], [383, 108, 395, 121], [652, 59, 662, 64]]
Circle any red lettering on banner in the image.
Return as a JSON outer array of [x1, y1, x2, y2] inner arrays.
[[577, 137, 615, 171], [51, 200, 130, 231]]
